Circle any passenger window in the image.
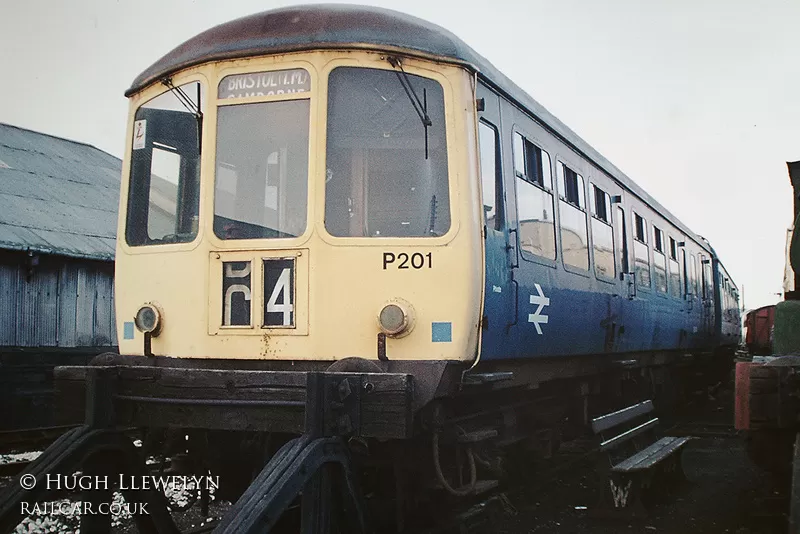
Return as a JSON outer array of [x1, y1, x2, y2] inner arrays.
[[615, 206, 629, 275], [700, 255, 708, 299], [478, 121, 500, 230], [514, 132, 556, 260], [690, 254, 699, 297], [701, 256, 713, 300], [634, 213, 647, 243], [590, 184, 610, 223], [590, 183, 615, 279], [680, 249, 689, 299], [514, 132, 552, 188], [652, 225, 667, 293], [557, 163, 585, 208], [667, 236, 681, 298], [653, 226, 664, 253], [632, 212, 650, 287], [557, 162, 589, 270]]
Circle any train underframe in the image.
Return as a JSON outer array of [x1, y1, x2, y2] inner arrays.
[[0, 348, 733, 533]]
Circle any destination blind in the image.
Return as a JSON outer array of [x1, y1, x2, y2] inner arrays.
[[218, 69, 310, 99]]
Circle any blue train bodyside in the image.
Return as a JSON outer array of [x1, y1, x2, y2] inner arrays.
[[477, 82, 740, 362]]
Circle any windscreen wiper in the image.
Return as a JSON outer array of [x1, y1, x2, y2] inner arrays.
[[162, 78, 203, 155], [387, 56, 432, 159]]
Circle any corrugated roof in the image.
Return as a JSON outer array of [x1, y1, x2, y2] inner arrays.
[[0, 123, 121, 261]]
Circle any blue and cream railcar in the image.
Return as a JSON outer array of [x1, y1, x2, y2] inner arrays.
[[46, 5, 741, 522], [113, 5, 739, 379]]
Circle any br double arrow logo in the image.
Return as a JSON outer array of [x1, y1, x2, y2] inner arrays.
[[527, 283, 550, 335]]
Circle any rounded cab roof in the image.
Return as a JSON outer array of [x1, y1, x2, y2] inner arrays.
[[126, 4, 482, 96]]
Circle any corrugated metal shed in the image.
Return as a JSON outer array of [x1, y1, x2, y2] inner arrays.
[[0, 255, 117, 347], [0, 122, 121, 261]]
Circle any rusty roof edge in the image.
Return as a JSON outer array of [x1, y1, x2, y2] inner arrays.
[[126, 42, 474, 97], [125, 4, 471, 96]]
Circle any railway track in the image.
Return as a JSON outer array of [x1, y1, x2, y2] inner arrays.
[[0, 409, 743, 533], [0, 426, 74, 455], [0, 426, 75, 478]]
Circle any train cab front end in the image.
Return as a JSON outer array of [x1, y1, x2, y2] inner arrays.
[[113, 49, 484, 381]]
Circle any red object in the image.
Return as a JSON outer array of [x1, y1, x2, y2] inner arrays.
[[735, 362, 752, 430], [745, 305, 776, 355]]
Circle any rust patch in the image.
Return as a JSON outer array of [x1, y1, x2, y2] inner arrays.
[[261, 332, 271, 359]]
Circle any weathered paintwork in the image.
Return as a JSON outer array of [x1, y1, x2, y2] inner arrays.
[[118, 51, 483, 362], [118, 5, 740, 367]]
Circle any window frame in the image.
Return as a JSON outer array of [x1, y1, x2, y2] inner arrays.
[[631, 210, 651, 289], [213, 97, 312, 241], [322, 64, 451, 240], [666, 235, 681, 299], [556, 159, 590, 274], [208, 63, 316, 249], [512, 128, 558, 267], [589, 182, 616, 282], [478, 119, 502, 231], [124, 77, 207, 250]]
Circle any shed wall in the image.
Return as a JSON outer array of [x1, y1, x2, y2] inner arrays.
[[0, 251, 117, 348]]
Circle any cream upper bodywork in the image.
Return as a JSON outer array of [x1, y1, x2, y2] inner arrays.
[[116, 50, 484, 362]]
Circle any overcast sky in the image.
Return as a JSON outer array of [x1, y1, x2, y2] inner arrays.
[[1, 0, 797, 310]]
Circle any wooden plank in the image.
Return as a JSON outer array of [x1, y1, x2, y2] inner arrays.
[[612, 436, 691, 472], [54, 366, 414, 439], [117, 402, 305, 434], [592, 401, 655, 433], [599, 418, 659, 451]]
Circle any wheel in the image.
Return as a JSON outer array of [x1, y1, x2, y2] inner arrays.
[[326, 357, 384, 373]]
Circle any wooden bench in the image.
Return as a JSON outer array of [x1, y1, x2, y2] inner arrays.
[[591, 400, 691, 513]]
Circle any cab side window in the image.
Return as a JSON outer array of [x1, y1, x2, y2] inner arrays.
[[478, 121, 501, 230]]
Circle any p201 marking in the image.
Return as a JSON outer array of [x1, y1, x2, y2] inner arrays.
[[383, 252, 433, 270]]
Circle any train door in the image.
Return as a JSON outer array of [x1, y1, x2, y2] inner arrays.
[[680, 249, 692, 311], [701, 255, 715, 340], [587, 180, 627, 353], [605, 201, 636, 352], [615, 204, 635, 300], [477, 85, 514, 359]]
